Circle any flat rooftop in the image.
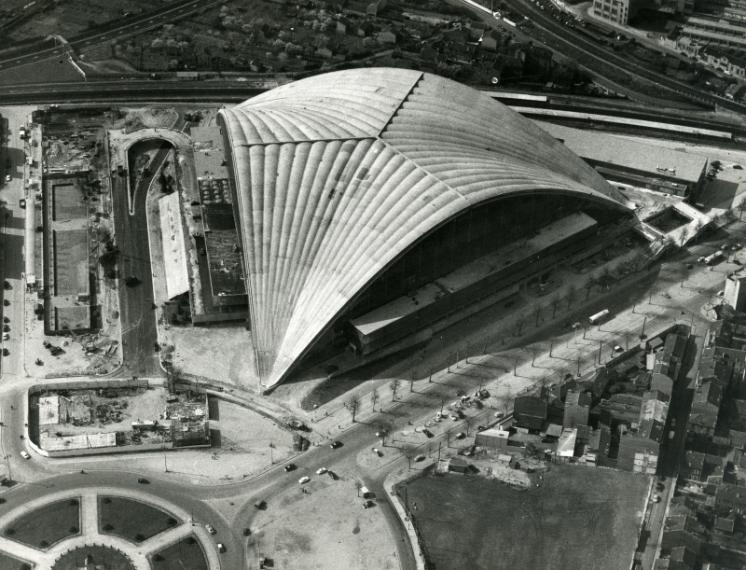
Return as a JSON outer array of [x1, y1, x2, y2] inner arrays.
[[351, 212, 596, 337], [536, 121, 708, 184], [192, 125, 230, 180]]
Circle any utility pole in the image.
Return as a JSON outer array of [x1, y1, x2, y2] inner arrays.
[[576, 356, 581, 378], [598, 340, 603, 365], [437, 441, 442, 462]]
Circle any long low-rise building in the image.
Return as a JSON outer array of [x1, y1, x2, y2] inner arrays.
[[349, 212, 597, 355], [536, 121, 709, 198]]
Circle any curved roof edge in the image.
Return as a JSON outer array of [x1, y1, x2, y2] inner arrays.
[[217, 68, 633, 392]]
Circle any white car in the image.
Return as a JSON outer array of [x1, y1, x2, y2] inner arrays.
[[20, 450, 30, 460], [298, 476, 310, 484], [4, 174, 10, 182], [316, 467, 327, 475]]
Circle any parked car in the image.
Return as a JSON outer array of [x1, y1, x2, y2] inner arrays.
[[205, 524, 216, 535], [137, 477, 149, 484], [284, 463, 296, 472], [18, 199, 25, 209], [362, 500, 375, 509], [20, 450, 30, 460], [330, 440, 343, 449], [414, 454, 426, 462], [422, 428, 434, 438], [298, 476, 310, 485], [217, 543, 226, 553], [316, 467, 327, 475]]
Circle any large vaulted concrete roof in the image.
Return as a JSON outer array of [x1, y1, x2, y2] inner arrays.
[[219, 68, 629, 390]]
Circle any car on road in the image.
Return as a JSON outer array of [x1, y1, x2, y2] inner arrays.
[[316, 467, 327, 475], [19, 450, 30, 460], [284, 463, 296, 472], [298, 476, 310, 484], [205, 524, 216, 535], [456, 432, 466, 439], [613, 345, 624, 353], [330, 440, 342, 449], [137, 478, 149, 484], [18, 199, 25, 209], [217, 543, 226, 553], [422, 428, 434, 438], [652, 495, 662, 503], [414, 454, 426, 462]]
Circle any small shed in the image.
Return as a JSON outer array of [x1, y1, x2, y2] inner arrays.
[[448, 457, 470, 473]]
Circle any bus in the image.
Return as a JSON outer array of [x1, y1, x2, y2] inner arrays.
[[588, 308, 611, 326], [704, 250, 724, 265]]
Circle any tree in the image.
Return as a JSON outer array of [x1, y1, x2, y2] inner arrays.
[[584, 278, 595, 300], [566, 283, 577, 309], [551, 295, 560, 318], [738, 200, 746, 221], [390, 379, 401, 401], [514, 317, 525, 336], [370, 388, 379, 412], [464, 415, 474, 436], [346, 395, 360, 423]]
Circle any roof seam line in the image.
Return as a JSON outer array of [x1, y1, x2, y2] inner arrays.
[[376, 71, 424, 138], [234, 136, 375, 147], [379, 138, 469, 201]]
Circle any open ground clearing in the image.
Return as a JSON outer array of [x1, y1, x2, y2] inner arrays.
[[404, 464, 648, 570]]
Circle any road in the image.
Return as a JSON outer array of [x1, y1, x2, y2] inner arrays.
[[456, 0, 746, 113], [0, 0, 223, 72], [110, 146, 168, 377]]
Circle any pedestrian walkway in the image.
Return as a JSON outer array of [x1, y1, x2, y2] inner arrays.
[[0, 486, 220, 569]]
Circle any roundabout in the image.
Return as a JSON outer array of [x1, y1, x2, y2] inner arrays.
[[0, 485, 219, 570]]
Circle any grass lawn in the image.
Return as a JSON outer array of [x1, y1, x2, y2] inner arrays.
[[3, 498, 80, 549], [404, 464, 648, 570], [0, 552, 32, 570], [150, 535, 208, 570], [99, 496, 179, 543]]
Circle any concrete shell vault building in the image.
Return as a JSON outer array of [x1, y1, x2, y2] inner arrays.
[[218, 68, 630, 391]]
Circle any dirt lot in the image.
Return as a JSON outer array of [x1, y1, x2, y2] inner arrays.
[[248, 477, 399, 570], [403, 464, 648, 570], [167, 324, 257, 390]]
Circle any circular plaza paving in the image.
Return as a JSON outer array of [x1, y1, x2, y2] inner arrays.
[[0, 487, 218, 570]]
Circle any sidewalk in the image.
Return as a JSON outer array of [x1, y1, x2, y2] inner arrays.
[[306, 253, 719, 446]]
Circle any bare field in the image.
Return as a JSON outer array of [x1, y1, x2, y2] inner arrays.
[[404, 464, 648, 570], [249, 478, 399, 570]]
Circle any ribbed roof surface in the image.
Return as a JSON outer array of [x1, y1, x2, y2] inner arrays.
[[219, 68, 629, 390]]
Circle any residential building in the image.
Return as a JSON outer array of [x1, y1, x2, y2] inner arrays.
[[563, 390, 591, 428], [689, 380, 723, 437], [617, 432, 660, 474], [514, 396, 547, 431], [475, 428, 510, 450], [724, 272, 746, 312]]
